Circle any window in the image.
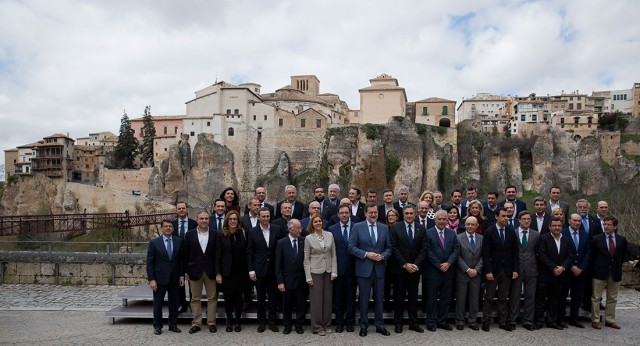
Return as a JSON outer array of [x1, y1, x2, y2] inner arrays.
[[278, 118, 283, 127], [588, 117, 593, 128], [206, 122, 210, 126], [521, 115, 525, 121], [226, 109, 231, 114], [316, 119, 321, 128], [422, 107, 428, 116], [532, 114, 537, 121], [234, 109, 239, 114], [228, 127, 234, 136], [442, 106, 448, 115], [163, 126, 167, 135], [577, 103, 582, 110], [569, 104, 574, 110], [264, 115, 267, 121], [190, 131, 195, 136], [174, 126, 178, 134], [300, 119, 306, 128], [253, 115, 256, 121]]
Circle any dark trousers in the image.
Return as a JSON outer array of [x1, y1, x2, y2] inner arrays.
[[482, 270, 511, 324], [384, 269, 395, 309], [582, 269, 593, 309], [223, 290, 243, 326], [256, 272, 278, 324], [152, 282, 180, 329], [536, 280, 565, 325], [394, 270, 421, 326], [562, 272, 586, 320], [333, 271, 357, 326], [425, 274, 454, 326], [283, 286, 307, 328], [357, 271, 385, 330]]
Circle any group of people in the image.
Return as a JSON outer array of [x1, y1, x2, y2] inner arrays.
[[146, 184, 628, 337]]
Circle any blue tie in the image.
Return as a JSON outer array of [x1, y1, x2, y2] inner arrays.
[[166, 237, 173, 260], [573, 231, 579, 251], [343, 224, 349, 243], [369, 224, 376, 245], [470, 235, 476, 252], [582, 217, 589, 233], [407, 224, 413, 247]]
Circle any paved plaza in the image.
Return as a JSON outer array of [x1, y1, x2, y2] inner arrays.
[[0, 284, 639, 345]]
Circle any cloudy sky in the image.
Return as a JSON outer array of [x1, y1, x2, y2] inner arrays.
[[1, 0, 639, 164]]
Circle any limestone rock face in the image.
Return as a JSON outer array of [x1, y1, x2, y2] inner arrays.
[[1, 175, 63, 215], [531, 133, 554, 193], [259, 152, 293, 204], [187, 133, 237, 208], [61, 189, 79, 213], [613, 154, 639, 184], [325, 126, 359, 193], [385, 120, 423, 202]]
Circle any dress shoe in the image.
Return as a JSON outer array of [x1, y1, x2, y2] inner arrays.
[[409, 325, 424, 333], [481, 322, 490, 332], [499, 324, 513, 332], [257, 323, 266, 333], [534, 323, 544, 330], [437, 323, 453, 331], [226, 325, 233, 332], [234, 325, 242, 332], [168, 326, 181, 333], [394, 325, 403, 333], [153, 328, 162, 335], [335, 325, 344, 333], [359, 328, 367, 337], [568, 320, 585, 328], [427, 325, 437, 332], [547, 323, 562, 330], [605, 321, 621, 329], [188, 326, 200, 334], [208, 325, 217, 333], [456, 323, 464, 330], [468, 323, 479, 331], [523, 324, 535, 331], [557, 321, 567, 329], [269, 323, 279, 332], [295, 326, 304, 334], [508, 323, 516, 330], [376, 327, 391, 336], [592, 322, 601, 329], [346, 325, 355, 332], [283, 326, 292, 334]]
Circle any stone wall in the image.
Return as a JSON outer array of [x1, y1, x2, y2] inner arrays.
[[98, 167, 153, 195], [0, 252, 147, 286]]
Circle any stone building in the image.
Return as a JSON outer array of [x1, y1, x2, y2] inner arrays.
[[457, 93, 510, 123], [509, 94, 552, 136], [358, 73, 407, 124], [30, 133, 75, 181], [414, 97, 456, 127], [128, 115, 186, 164], [72, 132, 118, 183]]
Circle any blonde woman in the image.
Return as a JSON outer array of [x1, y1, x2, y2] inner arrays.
[[304, 213, 337, 336]]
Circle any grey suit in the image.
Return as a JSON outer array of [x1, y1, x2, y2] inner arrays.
[[455, 232, 483, 325], [507, 227, 540, 326]]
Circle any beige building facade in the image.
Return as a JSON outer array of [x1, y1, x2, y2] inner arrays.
[[359, 74, 407, 124], [414, 97, 456, 127]]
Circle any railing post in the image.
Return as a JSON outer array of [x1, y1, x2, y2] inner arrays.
[[107, 243, 110, 255]]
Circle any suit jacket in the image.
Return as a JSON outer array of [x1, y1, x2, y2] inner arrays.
[[275, 200, 305, 220], [244, 202, 275, 218], [209, 213, 226, 231], [591, 232, 628, 282], [302, 199, 337, 220], [497, 199, 527, 215], [456, 232, 484, 282], [350, 202, 366, 222], [585, 214, 604, 239], [514, 228, 540, 277], [389, 221, 427, 274], [183, 228, 218, 280], [423, 227, 460, 278], [328, 221, 356, 277], [276, 236, 306, 290], [215, 230, 247, 277], [530, 213, 551, 234], [303, 231, 338, 281], [241, 213, 259, 234], [377, 204, 395, 224], [246, 224, 285, 278], [347, 221, 392, 278], [537, 232, 573, 283], [482, 224, 520, 276], [172, 217, 197, 238], [328, 214, 358, 227], [546, 201, 569, 225], [146, 235, 183, 286], [562, 227, 590, 271], [271, 217, 290, 233], [393, 200, 416, 221]]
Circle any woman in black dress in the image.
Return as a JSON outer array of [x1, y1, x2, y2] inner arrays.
[[215, 210, 247, 332]]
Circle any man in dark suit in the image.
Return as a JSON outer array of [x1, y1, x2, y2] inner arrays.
[[503, 201, 520, 230], [275, 185, 304, 220], [303, 186, 337, 220], [348, 202, 392, 337], [326, 183, 341, 209], [497, 185, 527, 218], [390, 205, 427, 333], [546, 186, 569, 225], [423, 209, 460, 332], [446, 190, 463, 220], [417, 201, 436, 230], [590, 216, 628, 330], [455, 216, 483, 331], [328, 204, 357, 333], [271, 201, 292, 231], [484, 191, 499, 228], [276, 219, 307, 335], [460, 186, 488, 218], [530, 196, 550, 234], [393, 186, 415, 221], [561, 213, 590, 328], [377, 189, 395, 224], [244, 186, 275, 218], [183, 211, 219, 334], [209, 199, 227, 231], [507, 211, 540, 331], [241, 198, 260, 232], [147, 219, 184, 335], [590, 201, 609, 238], [171, 201, 197, 312], [535, 217, 573, 330], [576, 198, 601, 310], [247, 207, 286, 332], [329, 198, 357, 226], [481, 207, 519, 332], [348, 187, 366, 222], [299, 201, 328, 235]]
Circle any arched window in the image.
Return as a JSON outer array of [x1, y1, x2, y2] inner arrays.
[[228, 127, 234, 136], [442, 106, 448, 115], [439, 118, 451, 127]]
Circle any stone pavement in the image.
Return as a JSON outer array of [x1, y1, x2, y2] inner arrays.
[[1, 284, 639, 345]]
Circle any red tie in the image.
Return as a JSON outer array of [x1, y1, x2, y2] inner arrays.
[[609, 235, 616, 257]]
